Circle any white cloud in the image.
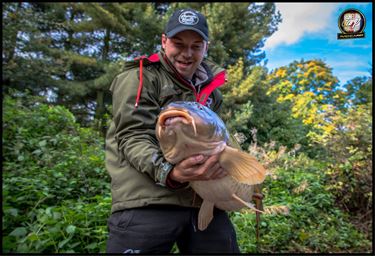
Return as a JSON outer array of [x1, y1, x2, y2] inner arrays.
[[264, 3, 339, 49]]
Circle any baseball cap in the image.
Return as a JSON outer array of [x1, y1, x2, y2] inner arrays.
[[165, 8, 209, 41]]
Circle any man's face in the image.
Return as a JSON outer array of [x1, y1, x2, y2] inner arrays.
[[162, 30, 208, 80]]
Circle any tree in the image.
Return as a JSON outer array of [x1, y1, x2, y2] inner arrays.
[[344, 76, 372, 106], [221, 58, 309, 150], [3, 2, 282, 135], [267, 59, 346, 136], [2, 3, 66, 94], [310, 99, 372, 230], [2, 3, 163, 132], [67, 3, 162, 133]]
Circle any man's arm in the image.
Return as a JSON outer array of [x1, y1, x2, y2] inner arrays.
[[110, 68, 176, 187]]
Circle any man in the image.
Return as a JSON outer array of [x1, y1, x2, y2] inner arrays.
[[105, 8, 240, 253]]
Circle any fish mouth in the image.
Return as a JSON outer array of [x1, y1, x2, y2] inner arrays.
[[158, 109, 197, 138]]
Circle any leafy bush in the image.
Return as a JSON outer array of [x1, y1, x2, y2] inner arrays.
[[3, 196, 111, 253], [2, 92, 371, 253], [3, 93, 110, 253], [309, 103, 372, 238], [230, 143, 372, 253]]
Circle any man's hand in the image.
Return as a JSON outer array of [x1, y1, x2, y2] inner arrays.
[[168, 154, 228, 183]]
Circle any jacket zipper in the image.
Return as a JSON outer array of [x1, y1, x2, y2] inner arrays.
[[162, 53, 226, 104], [162, 54, 199, 100]]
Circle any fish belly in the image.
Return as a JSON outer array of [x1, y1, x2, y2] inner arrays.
[[191, 176, 254, 211]]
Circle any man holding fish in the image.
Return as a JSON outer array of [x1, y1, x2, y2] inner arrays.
[[105, 8, 265, 253]]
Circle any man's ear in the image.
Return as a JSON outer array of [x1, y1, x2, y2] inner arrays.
[[161, 34, 167, 50], [204, 42, 209, 57]]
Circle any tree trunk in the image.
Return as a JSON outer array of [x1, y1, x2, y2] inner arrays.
[[95, 28, 111, 136]]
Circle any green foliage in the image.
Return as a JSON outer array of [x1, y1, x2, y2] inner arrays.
[[2, 3, 63, 94], [220, 58, 373, 251], [3, 92, 110, 253], [3, 2, 281, 132], [230, 147, 371, 253], [2, 2, 372, 251], [2, 2, 164, 130], [310, 102, 372, 237], [221, 58, 259, 130], [344, 76, 372, 105], [3, 196, 111, 253], [221, 58, 309, 151], [3, 90, 372, 253], [205, 3, 281, 67], [267, 60, 346, 126]]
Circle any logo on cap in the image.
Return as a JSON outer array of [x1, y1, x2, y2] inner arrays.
[[178, 11, 199, 25]]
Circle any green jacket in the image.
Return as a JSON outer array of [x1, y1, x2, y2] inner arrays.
[[105, 51, 226, 213]]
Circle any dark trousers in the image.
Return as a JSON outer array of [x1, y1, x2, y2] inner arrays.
[[106, 205, 240, 254]]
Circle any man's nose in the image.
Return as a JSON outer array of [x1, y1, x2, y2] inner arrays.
[[182, 47, 193, 58]]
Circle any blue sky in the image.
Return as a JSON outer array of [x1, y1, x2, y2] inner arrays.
[[262, 2, 372, 86]]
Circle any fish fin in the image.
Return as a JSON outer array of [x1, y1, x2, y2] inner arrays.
[[198, 200, 215, 231], [219, 146, 266, 185], [232, 193, 264, 213]]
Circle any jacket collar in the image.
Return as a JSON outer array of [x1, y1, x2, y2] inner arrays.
[[133, 51, 227, 107]]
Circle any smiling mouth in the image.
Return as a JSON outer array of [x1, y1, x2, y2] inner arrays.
[[176, 60, 193, 67]]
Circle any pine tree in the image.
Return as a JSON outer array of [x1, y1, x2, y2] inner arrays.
[[3, 3, 282, 136]]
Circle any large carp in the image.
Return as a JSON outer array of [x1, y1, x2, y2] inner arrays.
[[156, 101, 266, 230]]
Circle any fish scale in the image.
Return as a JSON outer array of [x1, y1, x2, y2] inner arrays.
[[191, 176, 255, 211], [156, 101, 266, 231]]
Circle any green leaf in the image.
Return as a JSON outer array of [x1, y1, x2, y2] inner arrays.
[[9, 227, 27, 237], [63, 249, 76, 253], [53, 211, 62, 220], [70, 241, 81, 248], [17, 243, 30, 253], [299, 231, 309, 241], [39, 140, 47, 147], [32, 149, 42, 155], [8, 208, 19, 217], [66, 225, 76, 234], [85, 242, 98, 249], [58, 237, 72, 248], [48, 226, 60, 234], [27, 232, 39, 242]]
